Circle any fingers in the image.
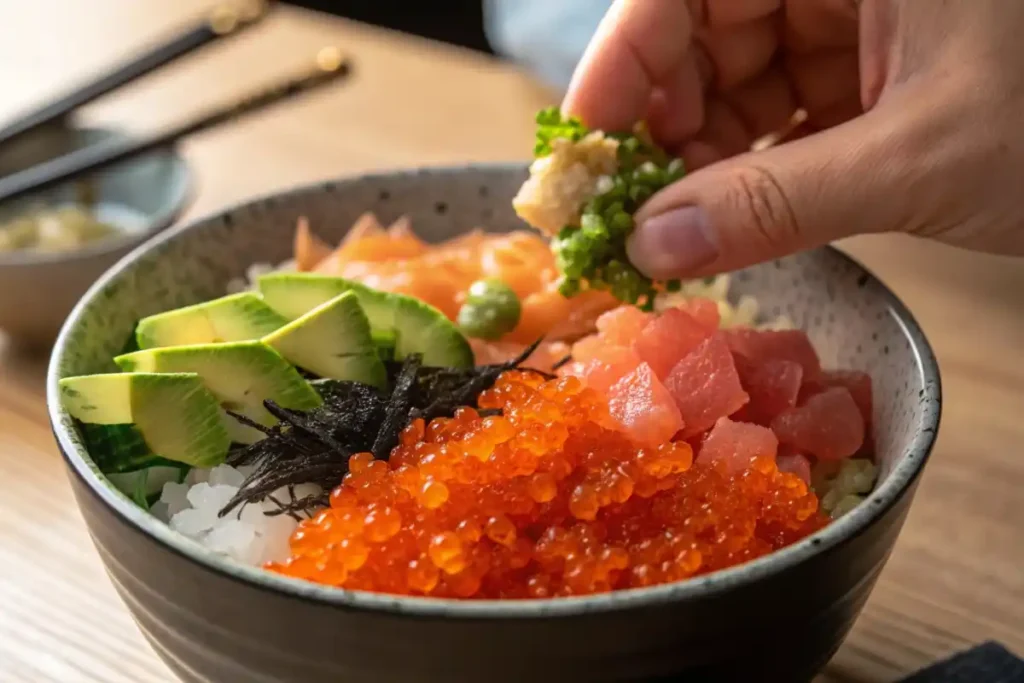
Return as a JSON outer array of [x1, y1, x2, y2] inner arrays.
[[670, 51, 861, 166], [564, 0, 783, 132], [687, 0, 780, 27], [645, 18, 782, 148], [783, 0, 859, 53], [680, 65, 799, 163], [626, 108, 915, 279], [787, 50, 862, 125], [645, 57, 707, 145], [698, 17, 779, 91], [722, 66, 799, 139], [564, 0, 696, 131]]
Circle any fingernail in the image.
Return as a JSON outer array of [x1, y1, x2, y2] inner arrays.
[[627, 206, 718, 278]]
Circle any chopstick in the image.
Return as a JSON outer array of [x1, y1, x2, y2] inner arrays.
[[0, 47, 352, 206], [0, 0, 274, 149]]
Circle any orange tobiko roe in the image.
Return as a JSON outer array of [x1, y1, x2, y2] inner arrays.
[[268, 371, 828, 599]]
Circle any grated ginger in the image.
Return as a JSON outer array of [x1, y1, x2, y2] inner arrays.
[[512, 131, 620, 236]]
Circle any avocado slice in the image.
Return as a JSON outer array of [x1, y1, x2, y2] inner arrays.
[[258, 273, 473, 368], [59, 372, 231, 470], [262, 291, 387, 388], [114, 341, 322, 443], [135, 292, 287, 349]]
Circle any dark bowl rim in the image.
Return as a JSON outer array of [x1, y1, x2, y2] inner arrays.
[[46, 162, 942, 619], [0, 126, 194, 267]]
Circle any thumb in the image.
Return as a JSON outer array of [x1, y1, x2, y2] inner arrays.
[[626, 109, 919, 279]]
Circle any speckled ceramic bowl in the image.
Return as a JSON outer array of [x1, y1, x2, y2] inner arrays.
[[0, 124, 192, 346], [47, 165, 941, 683]]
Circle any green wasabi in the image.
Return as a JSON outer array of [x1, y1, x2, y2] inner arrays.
[[457, 278, 522, 340]]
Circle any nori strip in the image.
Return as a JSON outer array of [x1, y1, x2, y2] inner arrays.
[[411, 339, 547, 423], [551, 354, 572, 371], [371, 354, 422, 460]]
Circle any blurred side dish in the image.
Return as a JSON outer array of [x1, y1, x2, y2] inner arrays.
[[0, 205, 118, 253]]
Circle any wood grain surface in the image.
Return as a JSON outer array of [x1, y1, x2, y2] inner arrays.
[[0, 2, 1020, 682]]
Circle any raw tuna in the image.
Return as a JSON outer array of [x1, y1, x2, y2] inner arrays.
[[634, 307, 712, 380], [735, 356, 804, 425], [573, 345, 644, 395], [700, 417, 779, 473], [723, 328, 822, 379], [607, 362, 685, 446], [664, 334, 750, 438], [800, 370, 873, 425], [772, 387, 865, 460], [595, 306, 654, 347], [776, 448, 813, 485]]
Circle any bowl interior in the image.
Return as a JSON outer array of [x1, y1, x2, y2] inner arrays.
[[47, 164, 940, 613]]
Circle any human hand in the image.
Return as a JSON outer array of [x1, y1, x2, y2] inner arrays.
[[563, 0, 1024, 279]]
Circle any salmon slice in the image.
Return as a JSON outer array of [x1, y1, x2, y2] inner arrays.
[[293, 214, 619, 349], [293, 216, 334, 272], [470, 339, 570, 372]]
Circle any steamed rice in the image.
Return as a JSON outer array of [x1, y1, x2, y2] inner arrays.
[[150, 464, 322, 566]]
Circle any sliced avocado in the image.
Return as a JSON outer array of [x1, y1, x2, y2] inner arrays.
[[135, 292, 287, 349], [257, 272, 351, 320], [373, 328, 397, 361], [390, 295, 474, 367], [114, 341, 322, 443], [258, 273, 473, 368], [121, 323, 141, 355], [59, 373, 231, 469], [262, 291, 387, 388]]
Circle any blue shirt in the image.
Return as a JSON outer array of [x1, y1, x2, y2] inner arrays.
[[484, 0, 612, 92]]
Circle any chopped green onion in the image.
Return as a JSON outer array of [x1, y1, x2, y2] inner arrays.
[[533, 107, 589, 157], [533, 112, 686, 306]]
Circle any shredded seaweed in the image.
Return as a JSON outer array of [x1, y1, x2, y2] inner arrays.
[[371, 354, 421, 460], [550, 354, 573, 371], [218, 342, 549, 518]]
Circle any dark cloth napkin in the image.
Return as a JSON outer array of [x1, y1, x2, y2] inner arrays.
[[898, 642, 1024, 683]]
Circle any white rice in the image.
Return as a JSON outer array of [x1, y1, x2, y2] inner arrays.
[[814, 458, 879, 518], [655, 273, 795, 331], [150, 464, 323, 566]]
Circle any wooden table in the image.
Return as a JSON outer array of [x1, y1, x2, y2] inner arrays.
[[0, 2, 1020, 681]]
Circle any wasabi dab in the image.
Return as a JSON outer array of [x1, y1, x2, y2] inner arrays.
[[457, 278, 522, 340], [513, 107, 686, 309]]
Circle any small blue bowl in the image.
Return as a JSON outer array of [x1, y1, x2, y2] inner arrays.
[[47, 165, 941, 682], [0, 124, 191, 345]]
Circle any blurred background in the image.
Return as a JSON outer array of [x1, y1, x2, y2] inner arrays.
[[286, 0, 611, 91], [287, 0, 496, 55]]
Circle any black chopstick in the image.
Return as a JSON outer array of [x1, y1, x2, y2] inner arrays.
[[0, 0, 274, 149], [0, 48, 352, 206]]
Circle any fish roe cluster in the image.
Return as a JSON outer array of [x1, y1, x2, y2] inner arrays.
[[267, 371, 828, 598]]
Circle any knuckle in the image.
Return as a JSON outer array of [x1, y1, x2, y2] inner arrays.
[[724, 165, 801, 248]]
